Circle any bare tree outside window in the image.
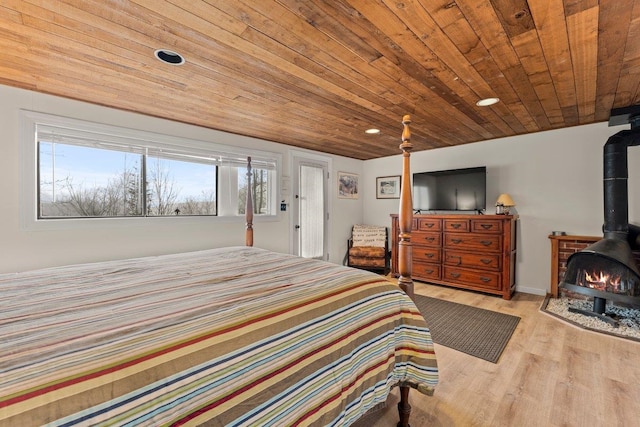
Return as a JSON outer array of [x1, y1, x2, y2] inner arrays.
[[181, 190, 217, 215], [238, 168, 269, 215], [146, 156, 216, 216], [38, 142, 217, 218], [146, 157, 180, 216]]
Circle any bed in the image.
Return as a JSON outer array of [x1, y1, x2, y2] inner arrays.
[[0, 116, 436, 426]]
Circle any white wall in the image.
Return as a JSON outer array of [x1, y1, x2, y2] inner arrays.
[[0, 85, 362, 273], [363, 122, 640, 296]]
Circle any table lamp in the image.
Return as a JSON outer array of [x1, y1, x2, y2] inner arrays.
[[495, 193, 515, 215]]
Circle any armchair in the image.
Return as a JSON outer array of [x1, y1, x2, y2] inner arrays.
[[346, 224, 389, 275]]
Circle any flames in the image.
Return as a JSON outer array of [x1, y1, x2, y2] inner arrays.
[[581, 270, 621, 291]]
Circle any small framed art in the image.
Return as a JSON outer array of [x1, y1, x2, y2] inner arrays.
[[338, 171, 359, 199], [376, 175, 401, 199]]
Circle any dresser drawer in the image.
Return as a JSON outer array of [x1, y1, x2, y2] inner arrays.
[[414, 246, 441, 263], [444, 219, 469, 232], [417, 218, 442, 231], [444, 233, 501, 251], [413, 231, 441, 247], [413, 261, 441, 280], [443, 267, 501, 290], [470, 219, 503, 234], [444, 250, 501, 271]]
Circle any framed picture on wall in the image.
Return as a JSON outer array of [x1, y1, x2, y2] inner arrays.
[[376, 175, 401, 199], [338, 171, 359, 199]]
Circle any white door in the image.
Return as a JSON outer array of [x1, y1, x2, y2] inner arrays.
[[292, 157, 328, 260]]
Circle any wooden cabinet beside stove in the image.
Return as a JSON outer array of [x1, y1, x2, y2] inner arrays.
[[391, 214, 517, 300]]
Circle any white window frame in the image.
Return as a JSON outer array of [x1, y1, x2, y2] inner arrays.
[[20, 110, 281, 230]]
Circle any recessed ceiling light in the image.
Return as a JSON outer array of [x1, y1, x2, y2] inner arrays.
[[476, 97, 500, 107], [365, 128, 380, 134], [154, 49, 185, 65]]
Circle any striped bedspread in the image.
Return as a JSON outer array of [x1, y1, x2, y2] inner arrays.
[[0, 247, 437, 426]]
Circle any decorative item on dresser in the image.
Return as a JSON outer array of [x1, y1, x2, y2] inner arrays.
[[495, 193, 516, 215], [390, 214, 518, 300]]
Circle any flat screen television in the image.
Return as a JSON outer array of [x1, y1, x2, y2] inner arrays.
[[413, 166, 486, 213]]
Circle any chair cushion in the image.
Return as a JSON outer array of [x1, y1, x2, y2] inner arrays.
[[351, 225, 386, 247], [349, 257, 386, 268], [349, 246, 386, 258], [349, 246, 386, 268]]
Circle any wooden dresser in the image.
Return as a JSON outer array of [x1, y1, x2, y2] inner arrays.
[[391, 214, 517, 300]]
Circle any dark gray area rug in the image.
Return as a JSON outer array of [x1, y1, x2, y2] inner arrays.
[[413, 295, 520, 363]]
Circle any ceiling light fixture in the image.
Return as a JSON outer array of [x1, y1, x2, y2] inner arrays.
[[365, 128, 380, 134], [476, 97, 500, 107], [154, 49, 185, 66]]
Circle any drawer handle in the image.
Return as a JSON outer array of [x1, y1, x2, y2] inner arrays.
[[451, 238, 462, 244], [426, 223, 434, 228], [450, 272, 461, 278], [480, 259, 492, 264], [481, 224, 493, 230], [425, 269, 434, 274], [424, 237, 435, 242], [448, 255, 461, 265], [480, 240, 492, 246], [480, 277, 491, 283], [451, 223, 461, 229], [426, 253, 434, 258]]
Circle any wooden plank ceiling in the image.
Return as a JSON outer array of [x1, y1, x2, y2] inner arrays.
[[0, 0, 639, 160]]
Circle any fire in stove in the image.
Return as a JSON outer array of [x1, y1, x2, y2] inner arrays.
[[562, 255, 640, 327], [576, 268, 634, 295], [563, 250, 640, 302]]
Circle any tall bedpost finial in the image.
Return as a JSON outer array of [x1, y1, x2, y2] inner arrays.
[[246, 157, 254, 247], [398, 115, 414, 300]]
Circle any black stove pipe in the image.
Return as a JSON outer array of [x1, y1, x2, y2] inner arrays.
[[625, 114, 640, 250], [602, 120, 640, 242]]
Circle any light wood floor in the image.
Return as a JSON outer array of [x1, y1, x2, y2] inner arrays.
[[371, 281, 640, 427]]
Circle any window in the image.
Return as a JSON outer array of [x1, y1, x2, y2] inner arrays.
[[38, 143, 218, 218], [22, 111, 278, 227]]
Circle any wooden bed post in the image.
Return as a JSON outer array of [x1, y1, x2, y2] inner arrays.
[[397, 115, 414, 300], [246, 157, 254, 247], [397, 115, 414, 427]]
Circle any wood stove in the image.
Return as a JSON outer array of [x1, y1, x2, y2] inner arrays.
[[560, 105, 640, 326]]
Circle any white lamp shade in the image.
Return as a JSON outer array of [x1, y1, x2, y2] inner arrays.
[[496, 193, 515, 206]]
